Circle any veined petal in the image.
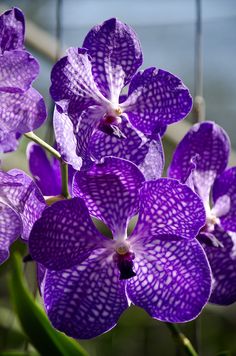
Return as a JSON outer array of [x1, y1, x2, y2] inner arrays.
[[0, 50, 39, 93], [121, 68, 192, 135], [89, 115, 164, 180], [0, 7, 25, 53], [200, 227, 236, 305], [27, 143, 75, 196], [73, 157, 145, 239], [212, 167, 236, 232], [54, 105, 103, 170], [131, 178, 206, 241], [29, 198, 108, 270], [0, 130, 20, 153], [168, 122, 230, 203], [0, 87, 47, 136], [0, 202, 22, 265], [0, 169, 45, 240], [53, 108, 82, 170], [50, 47, 107, 111], [127, 235, 211, 322], [27, 143, 61, 196], [83, 18, 143, 102], [43, 249, 128, 339]]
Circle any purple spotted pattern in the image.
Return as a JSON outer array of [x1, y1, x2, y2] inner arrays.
[[169, 121, 236, 305], [50, 18, 192, 178], [0, 202, 21, 264], [0, 168, 45, 264], [27, 142, 75, 196], [29, 157, 211, 339], [88, 116, 164, 180], [0, 7, 46, 153]]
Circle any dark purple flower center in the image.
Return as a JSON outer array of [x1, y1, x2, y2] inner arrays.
[[113, 251, 136, 280], [98, 112, 126, 139], [197, 232, 224, 248], [200, 214, 219, 234]]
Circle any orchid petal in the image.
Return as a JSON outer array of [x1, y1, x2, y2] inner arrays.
[[169, 122, 230, 203], [0, 169, 45, 240], [122, 68, 192, 135], [89, 116, 164, 180], [73, 157, 145, 239], [212, 167, 236, 232], [131, 178, 206, 241], [83, 18, 143, 102], [201, 227, 236, 305], [0, 7, 25, 53], [29, 198, 107, 270], [0, 87, 47, 142], [0, 202, 21, 264], [127, 235, 211, 322], [43, 249, 128, 339], [0, 50, 39, 93]]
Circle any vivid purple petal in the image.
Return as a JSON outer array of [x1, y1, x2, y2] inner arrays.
[[0, 130, 20, 153], [0, 50, 39, 93], [83, 18, 143, 100], [43, 248, 128, 339], [0, 202, 22, 264], [212, 167, 236, 232], [131, 178, 206, 240], [73, 157, 145, 239], [168, 122, 230, 202], [54, 105, 103, 170], [29, 198, 107, 270], [200, 227, 236, 305], [0, 7, 25, 53], [121, 68, 192, 135], [89, 116, 164, 180], [53, 108, 82, 170], [211, 195, 230, 219], [27, 143, 61, 196], [127, 235, 211, 322], [0, 87, 47, 136], [0, 169, 45, 240], [50, 47, 106, 112]]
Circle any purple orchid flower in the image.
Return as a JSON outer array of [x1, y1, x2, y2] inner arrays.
[[50, 18, 192, 179], [0, 168, 45, 264], [0, 7, 47, 153], [168, 121, 236, 305], [26, 143, 75, 196], [29, 157, 211, 339]]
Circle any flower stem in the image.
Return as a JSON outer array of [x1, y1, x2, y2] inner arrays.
[[24, 131, 70, 199], [24, 131, 61, 159], [60, 160, 70, 198], [166, 323, 198, 356]]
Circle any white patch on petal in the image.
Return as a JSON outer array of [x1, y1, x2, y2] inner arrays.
[[212, 195, 231, 218], [228, 231, 236, 259]]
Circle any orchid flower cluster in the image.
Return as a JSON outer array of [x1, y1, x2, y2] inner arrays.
[[0, 7, 236, 341]]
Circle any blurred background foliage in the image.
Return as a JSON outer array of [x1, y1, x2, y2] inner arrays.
[[0, 0, 236, 355]]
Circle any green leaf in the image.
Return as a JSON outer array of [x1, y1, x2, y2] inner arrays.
[[9, 253, 88, 356], [0, 306, 27, 350]]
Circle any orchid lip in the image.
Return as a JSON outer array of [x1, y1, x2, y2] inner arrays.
[[102, 113, 122, 126], [113, 241, 136, 280], [201, 212, 220, 233], [113, 250, 136, 280]]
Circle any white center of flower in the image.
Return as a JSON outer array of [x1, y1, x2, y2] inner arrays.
[[105, 103, 123, 122], [204, 195, 230, 232], [206, 212, 220, 232], [115, 241, 130, 255]]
